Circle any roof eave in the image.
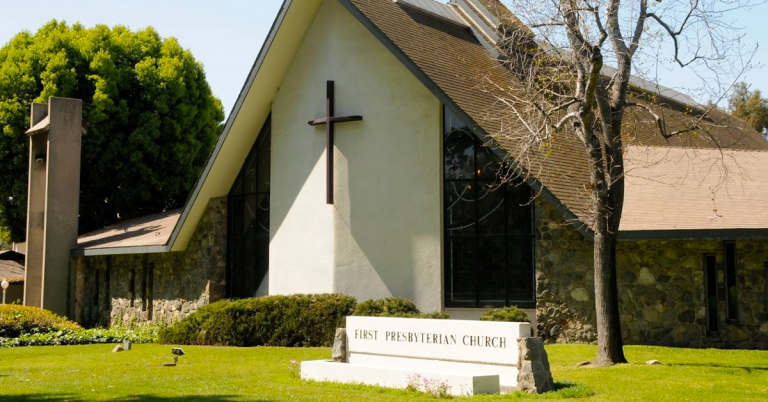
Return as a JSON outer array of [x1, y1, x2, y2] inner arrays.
[[71, 245, 170, 257], [618, 228, 768, 241]]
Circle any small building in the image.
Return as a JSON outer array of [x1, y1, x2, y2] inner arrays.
[[0, 250, 25, 304], [22, 0, 768, 349]]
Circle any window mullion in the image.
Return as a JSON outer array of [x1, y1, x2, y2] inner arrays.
[[474, 137, 480, 308], [504, 182, 509, 306]]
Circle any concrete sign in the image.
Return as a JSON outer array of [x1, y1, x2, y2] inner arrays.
[[302, 316, 531, 395], [348, 316, 525, 365]]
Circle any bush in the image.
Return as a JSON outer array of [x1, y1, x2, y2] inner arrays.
[[352, 297, 450, 319], [479, 306, 530, 323], [0, 305, 81, 338], [0, 326, 158, 347], [420, 311, 452, 319], [158, 294, 356, 347], [353, 297, 418, 317]]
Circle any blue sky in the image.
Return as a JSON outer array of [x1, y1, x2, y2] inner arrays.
[[1, 0, 766, 116]]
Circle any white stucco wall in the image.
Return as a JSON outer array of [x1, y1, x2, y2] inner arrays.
[[271, 0, 442, 311]]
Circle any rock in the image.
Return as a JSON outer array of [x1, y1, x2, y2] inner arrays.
[[760, 323, 768, 334], [570, 288, 590, 302], [638, 268, 656, 286], [517, 337, 554, 394], [331, 328, 347, 363], [728, 326, 750, 342], [677, 309, 695, 324], [112, 345, 124, 353], [646, 360, 661, 365], [622, 271, 637, 284], [643, 307, 660, 323]]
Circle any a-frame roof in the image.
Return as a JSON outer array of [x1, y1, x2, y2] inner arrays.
[[73, 0, 768, 256]]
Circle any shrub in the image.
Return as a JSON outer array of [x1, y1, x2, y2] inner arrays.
[[0, 326, 158, 347], [352, 297, 450, 319], [158, 294, 356, 347], [420, 311, 452, 319], [353, 297, 418, 317], [479, 306, 530, 323], [0, 305, 81, 338]]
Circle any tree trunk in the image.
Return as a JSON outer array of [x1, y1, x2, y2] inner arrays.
[[593, 184, 628, 366]]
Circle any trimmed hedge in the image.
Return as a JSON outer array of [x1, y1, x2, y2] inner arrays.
[[479, 306, 530, 323], [0, 305, 81, 338], [352, 297, 450, 319], [158, 294, 356, 347], [1, 326, 158, 347]]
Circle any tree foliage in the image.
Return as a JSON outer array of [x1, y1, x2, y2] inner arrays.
[[0, 21, 224, 242], [729, 82, 768, 137]]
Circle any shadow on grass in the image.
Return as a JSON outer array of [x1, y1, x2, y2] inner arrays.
[[549, 381, 595, 398], [3, 395, 273, 402], [500, 381, 594, 399], [552, 381, 583, 391]]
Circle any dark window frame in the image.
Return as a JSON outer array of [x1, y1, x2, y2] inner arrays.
[[704, 253, 719, 334], [724, 241, 738, 322], [764, 262, 768, 316], [442, 106, 535, 309], [226, 116, 271, 299]]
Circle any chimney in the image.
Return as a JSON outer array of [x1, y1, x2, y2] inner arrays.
[[24, 97, 84, 317]]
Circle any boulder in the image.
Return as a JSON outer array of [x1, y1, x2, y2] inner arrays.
[[332, 328, 347, 363], [517, 337, 554, 394]]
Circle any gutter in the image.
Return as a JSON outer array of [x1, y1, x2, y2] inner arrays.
[[618, 228, 768, 241], [71, 245, 169, 257]]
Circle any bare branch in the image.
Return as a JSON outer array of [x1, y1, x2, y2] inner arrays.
[[625, 101, 704, 139], [554, 111, 582, 131], [629, 0, 648, 57], [645, 0, 700, 68]]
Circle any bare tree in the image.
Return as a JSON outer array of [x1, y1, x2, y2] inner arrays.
[[481, 0, 759, 365]]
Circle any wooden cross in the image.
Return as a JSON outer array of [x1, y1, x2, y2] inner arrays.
[[308, 80, 363, 204]]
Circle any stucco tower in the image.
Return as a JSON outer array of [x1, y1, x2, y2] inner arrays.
[[24, 97, 84, 317]]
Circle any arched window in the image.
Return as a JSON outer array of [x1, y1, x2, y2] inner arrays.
[[443, 107, 535, 308], [227, 116, 271, 298]]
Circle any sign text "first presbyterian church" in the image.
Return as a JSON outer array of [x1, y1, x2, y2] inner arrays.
[[353, 329, 508, 348]]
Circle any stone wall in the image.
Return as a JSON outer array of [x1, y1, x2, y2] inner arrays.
[[74, 197, 227, 327], [534, 200, 596, 343], [535, 200, 768, 349]]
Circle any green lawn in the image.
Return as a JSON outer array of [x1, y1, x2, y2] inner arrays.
[[0, 343, 767, 401]]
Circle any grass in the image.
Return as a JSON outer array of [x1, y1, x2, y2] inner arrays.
[[0, 343, 767, 401]]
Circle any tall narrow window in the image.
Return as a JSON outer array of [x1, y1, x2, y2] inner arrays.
[[93, 270, 100, 307], [443, 106, 535, 308], [764, 262, 768, 314], [704, 254, 718, 334], [145, 260, 154, 319], [724, 241, 738, 321], [227, 116, 271, 298]]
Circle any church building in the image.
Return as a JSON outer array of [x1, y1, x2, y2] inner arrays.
[[25, 0, 768, 349]]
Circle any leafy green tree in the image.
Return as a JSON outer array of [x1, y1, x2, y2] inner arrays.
[[729, 82, 768, 138], [0, 21, 224, 242]]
